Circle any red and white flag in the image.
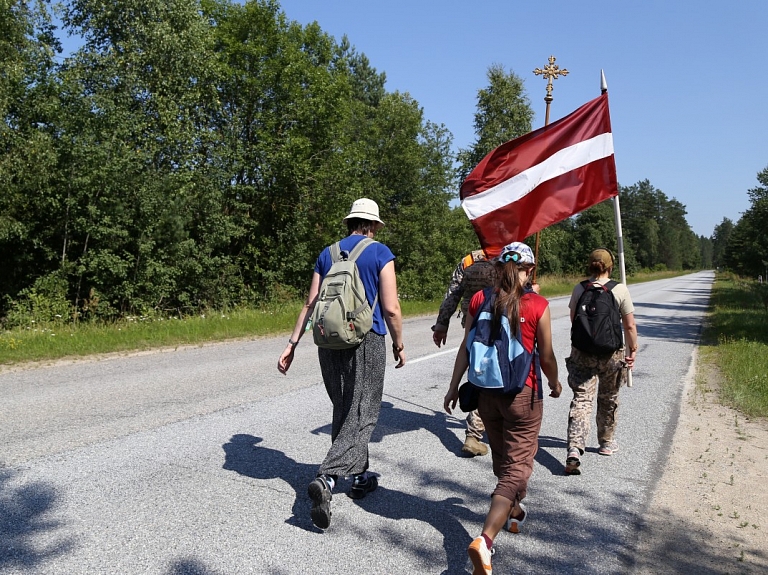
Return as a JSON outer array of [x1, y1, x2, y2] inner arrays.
[[460, 93, 618, 256]]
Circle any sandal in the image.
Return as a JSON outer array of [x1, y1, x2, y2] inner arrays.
[[505, 502, 527, 533]]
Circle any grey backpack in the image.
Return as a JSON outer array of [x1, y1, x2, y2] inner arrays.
[[311, 238, 378, 349]]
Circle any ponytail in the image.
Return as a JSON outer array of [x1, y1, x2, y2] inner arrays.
[[490, 260, 528, 337]]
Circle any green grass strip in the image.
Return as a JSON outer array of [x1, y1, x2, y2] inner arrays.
[[703, 274, 768, 418], [0, 270, 693, 367]]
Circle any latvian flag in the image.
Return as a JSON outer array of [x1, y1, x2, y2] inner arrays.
[[460, 93, 618, 257]]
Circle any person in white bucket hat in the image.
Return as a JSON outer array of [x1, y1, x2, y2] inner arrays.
[[342, 197, 384, 227], [278, 197, 405, 530]]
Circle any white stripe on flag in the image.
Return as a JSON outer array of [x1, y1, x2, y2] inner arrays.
[[461, 133, 614, 220]]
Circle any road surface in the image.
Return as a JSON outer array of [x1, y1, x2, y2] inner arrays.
[[0, 272, 713, 574]]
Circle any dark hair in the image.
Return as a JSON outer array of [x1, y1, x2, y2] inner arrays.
[[346, 218, 378, 235], [490, 260, 533, 337], [587, 260, 610, 277]]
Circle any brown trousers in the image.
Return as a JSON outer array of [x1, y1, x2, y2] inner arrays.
[[478, 386, 543, 504]]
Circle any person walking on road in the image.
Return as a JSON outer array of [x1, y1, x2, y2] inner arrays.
[[433, 248, 497, 457], [443, 242, 562, 575], [277, 198, 406, 530], [564, 248, 637, 475]]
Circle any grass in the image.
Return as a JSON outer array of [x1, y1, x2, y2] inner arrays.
[[701, 274, 768, 419], [0, 269, 691, 367]]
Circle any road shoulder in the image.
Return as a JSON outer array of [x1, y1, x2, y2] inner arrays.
[[633, 356, 768, 574]]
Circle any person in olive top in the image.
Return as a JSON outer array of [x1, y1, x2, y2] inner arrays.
[[564, 248, 638, 476]]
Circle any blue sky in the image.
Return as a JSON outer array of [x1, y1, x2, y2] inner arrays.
[[275, 0, 767, 238]]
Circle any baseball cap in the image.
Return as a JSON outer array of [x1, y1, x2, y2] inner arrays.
[[589, 248, 614, 268]]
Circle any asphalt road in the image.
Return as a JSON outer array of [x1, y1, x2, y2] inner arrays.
[[0, 271, 714, 574]]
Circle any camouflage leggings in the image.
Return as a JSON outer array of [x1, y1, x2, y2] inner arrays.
[[566, 347, 627, 452]]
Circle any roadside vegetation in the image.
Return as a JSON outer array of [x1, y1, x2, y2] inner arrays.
[[0, 269, 685, 366], [701, 273, 768, 419]]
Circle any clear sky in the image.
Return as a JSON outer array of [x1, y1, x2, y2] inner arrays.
[[275, 0, 767, 238]]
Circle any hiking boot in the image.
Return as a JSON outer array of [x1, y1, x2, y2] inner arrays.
[[467, 536, 493, 575], [307, 476, 332, 529], [598, 442, 619, 456], [462, 436, 489, 457], [565, 447, 582, 475], [348, 473, 378, 500], [504, 502, 527, 533]]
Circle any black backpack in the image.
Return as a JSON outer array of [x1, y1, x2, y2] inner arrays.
[[571, 280, 623, 356]]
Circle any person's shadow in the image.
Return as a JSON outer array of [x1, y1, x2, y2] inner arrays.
[[537, 435, 570, 475], [221, 434, 321, 532], [350, 487, 484, 575], [310, 400, 468, 456]]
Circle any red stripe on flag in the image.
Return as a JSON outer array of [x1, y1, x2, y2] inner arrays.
[[469, 157, 617, 254], [460, 93, 618, 256]]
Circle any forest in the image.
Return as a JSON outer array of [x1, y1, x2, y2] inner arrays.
[[2, 0, 766, 327]]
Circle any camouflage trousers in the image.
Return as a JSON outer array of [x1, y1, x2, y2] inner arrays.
[[466, 409, 486, 440], [565, 347, 627, 452]]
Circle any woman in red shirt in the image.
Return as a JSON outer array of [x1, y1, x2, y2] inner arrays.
[[444, 242, 562, 575]]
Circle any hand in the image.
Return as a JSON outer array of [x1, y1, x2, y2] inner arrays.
[[531, 282, 541, 294], [624, 349, 636, 370], [548, 380, 562, 398], [277, 345, 295, 375], [432, 327, 447, 348], [443, 383, 459, 414], [393, 349, 406, 369]]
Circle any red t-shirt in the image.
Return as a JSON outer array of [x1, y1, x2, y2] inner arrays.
[[468, 289, 549, 390]]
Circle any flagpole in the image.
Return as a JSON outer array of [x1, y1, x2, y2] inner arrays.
[[602, 70, 633, 387], [532, 56, 569, 281]]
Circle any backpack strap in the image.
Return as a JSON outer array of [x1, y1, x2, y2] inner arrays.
[[346, 237, 375, 262], [582, 279, 612, 293], [329, 241, 342, 263]]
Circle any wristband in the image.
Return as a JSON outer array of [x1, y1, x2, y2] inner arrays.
[[392, 343, 404, 353], [288, 338, 299, 347]]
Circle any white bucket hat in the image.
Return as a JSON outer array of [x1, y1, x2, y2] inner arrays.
[[342, 198, 384, 226]]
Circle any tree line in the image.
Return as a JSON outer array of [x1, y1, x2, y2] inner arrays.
[[2, 0, 759, 328]]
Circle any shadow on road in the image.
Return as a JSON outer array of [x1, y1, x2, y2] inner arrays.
[[0, 468, 73, 570], [222, 434, 321, 533], [164, 558, 221, 575], [309, 400, 466, 456]]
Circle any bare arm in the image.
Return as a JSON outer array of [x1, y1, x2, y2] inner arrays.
[[379, 260, 405, 368], [622, 312, 638, 369], [536, 307, 562, 398], [277, 272, 321, 375]]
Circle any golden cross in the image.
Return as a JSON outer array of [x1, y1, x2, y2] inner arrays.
[[533, 55, 569, 125]]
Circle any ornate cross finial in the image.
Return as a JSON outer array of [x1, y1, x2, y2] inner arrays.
[[533, 55, 569, 126], [533, 55, 569, 103]]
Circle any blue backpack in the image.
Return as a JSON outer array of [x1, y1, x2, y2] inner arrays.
[[466, 288, 541, 397]]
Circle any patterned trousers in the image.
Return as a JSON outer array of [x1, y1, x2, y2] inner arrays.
[[466, 409, 486, 440], [317, 331, 386, 478], [566, 347, 627, 451]]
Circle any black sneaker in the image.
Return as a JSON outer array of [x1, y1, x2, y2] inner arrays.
[[348, 473, 378, 500], [307, 476, 332, 529]]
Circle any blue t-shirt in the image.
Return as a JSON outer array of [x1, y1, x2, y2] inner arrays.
[[314, 235, 395, 335]]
